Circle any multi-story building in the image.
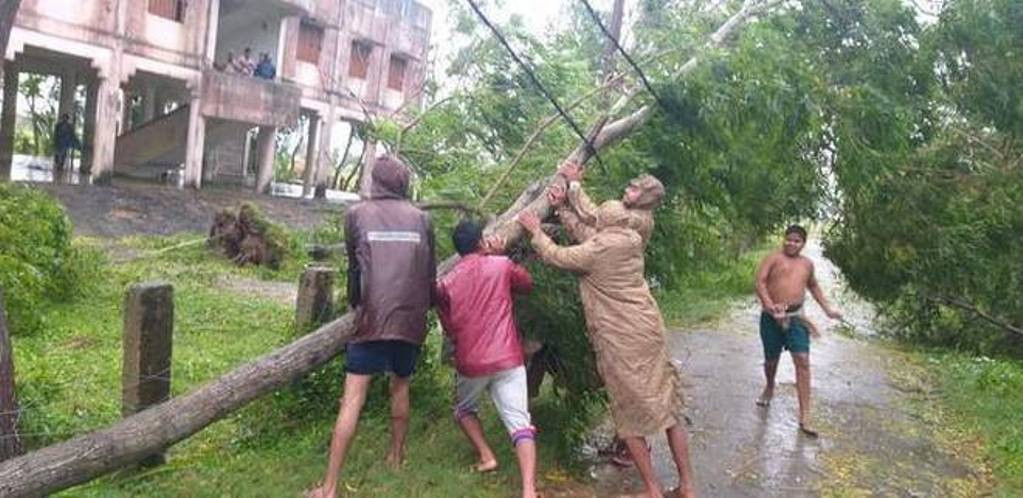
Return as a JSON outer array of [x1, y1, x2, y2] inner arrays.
[[0, 0, 431, 195]]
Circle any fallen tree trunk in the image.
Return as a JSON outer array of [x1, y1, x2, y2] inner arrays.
[[0, 2, 776, 495]]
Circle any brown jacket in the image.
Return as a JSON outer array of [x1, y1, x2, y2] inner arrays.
[[345, 158, 436, 345]]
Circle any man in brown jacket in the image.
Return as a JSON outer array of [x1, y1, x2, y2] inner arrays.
[[308, 156, 436, 498], [519, 201, 695, 498]]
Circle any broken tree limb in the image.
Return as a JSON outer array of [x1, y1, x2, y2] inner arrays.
[[928, 295, 1023, 338], [0, 314, 355, 497], [0, 2, 778, 495]]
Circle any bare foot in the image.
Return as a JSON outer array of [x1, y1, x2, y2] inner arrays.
[[617, 491, 662, 498], [474, 459, 498, 472], [305, 484, 333, 498], [798, 422, 819, 438], [668, 486, 696, 498], [386, 450, 405, 470], [755, 388, 773, 407]]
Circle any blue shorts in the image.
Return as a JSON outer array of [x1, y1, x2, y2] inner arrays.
[[760, 312, 810, 360], [345, 340, 421, 378]]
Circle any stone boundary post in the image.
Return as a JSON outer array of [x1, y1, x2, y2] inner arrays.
[[296, 266, 335, 332], [0, 288, 23, 461], [122, 282, 173, 466]]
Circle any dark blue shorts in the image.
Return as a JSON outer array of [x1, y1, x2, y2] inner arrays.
[[345, 340, 421, 378], [760, 312, 810, 360]]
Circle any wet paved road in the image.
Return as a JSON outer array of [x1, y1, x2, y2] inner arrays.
[[591, 241, 985, 497]]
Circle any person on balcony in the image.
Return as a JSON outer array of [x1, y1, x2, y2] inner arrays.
[[236, 47, 256, 75], [254, 53, 276, 80]]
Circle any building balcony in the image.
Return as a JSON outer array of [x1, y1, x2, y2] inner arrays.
[[200, 70, 301, 128]]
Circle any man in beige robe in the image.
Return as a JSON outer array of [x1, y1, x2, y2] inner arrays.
[[548, 163, 666, 467], [518, 201, 695, 498]]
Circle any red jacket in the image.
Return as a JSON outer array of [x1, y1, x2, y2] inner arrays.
[[435, 253, 533, 377]]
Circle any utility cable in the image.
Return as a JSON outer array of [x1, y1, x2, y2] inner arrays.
[[577, 0, 670, 113], [464, 0, 604, 167]]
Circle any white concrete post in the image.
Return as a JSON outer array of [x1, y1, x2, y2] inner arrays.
[[183, 95, 206, 189], [90, 76, 119, 184], [313, 113, 335, 198], [301, 113, 321, 198], [254, 125, 277, 194], [81, 80, 98, 174], [205, 0, 221, 66]]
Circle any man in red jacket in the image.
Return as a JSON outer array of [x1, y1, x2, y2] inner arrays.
[[435, 220, 538, 498]]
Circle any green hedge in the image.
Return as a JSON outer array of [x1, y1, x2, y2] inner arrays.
[[0, 184, 95, 335]]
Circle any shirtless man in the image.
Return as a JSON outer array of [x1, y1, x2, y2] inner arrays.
[[754, 225, 842, 437]]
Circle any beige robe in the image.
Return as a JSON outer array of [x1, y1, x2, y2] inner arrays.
[[530, 212, 683, 437], [557, 181, 656, 245]]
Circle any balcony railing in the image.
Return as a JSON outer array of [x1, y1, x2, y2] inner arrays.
[[273, 0, 316, 16], [201, 70, 301, 128]]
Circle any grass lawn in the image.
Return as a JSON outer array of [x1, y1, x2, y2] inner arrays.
[[12, 234, 596, 497], [931, 352, 1023, 497], [9, 225, 761, 497]]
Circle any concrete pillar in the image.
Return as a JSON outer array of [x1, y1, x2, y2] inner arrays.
[[295, 266, 335, 332], [58, 71, 77, 123], [313, 114, 335, 198], [0, 67, 18, 174], [120, 90, 132, 134], [90, 77, 119, 184], [121, 282, 173, 466], [142, 85, 156, 122], [183, 96, 205, 189], [254, 125, 276, 194], [81, 80, 98, 175], [205, 0, 220, 65], [301, 113, 321, 198]]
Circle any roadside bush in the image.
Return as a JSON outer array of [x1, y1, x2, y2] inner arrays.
[[0, 184, 98, 335]]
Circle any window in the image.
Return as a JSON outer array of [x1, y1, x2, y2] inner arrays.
[[297, 22, 324, 64], [348, 41, 372, 79], [387, 56, 407, 91], [149, 0, 185, 22]]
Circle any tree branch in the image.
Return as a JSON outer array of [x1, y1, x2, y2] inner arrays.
[[928, 295, 1023, 337]]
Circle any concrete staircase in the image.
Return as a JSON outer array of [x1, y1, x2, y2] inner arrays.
[[113, 107, 253, 184]]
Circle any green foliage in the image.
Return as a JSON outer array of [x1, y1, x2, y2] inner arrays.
[[938, 353, 1023, 494], [814, 0, 1023, 353], [0, 184, 99, 335]]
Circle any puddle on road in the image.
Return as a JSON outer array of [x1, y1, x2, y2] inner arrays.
[[586, 241, 987, 497]]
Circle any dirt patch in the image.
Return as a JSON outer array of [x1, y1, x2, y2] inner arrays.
[[215, 275, 299, 307], [33, 178, 344, 238]]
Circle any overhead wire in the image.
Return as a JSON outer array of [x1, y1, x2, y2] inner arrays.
[[464, 0, 605, 168], [577, 0, 671, 114]]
